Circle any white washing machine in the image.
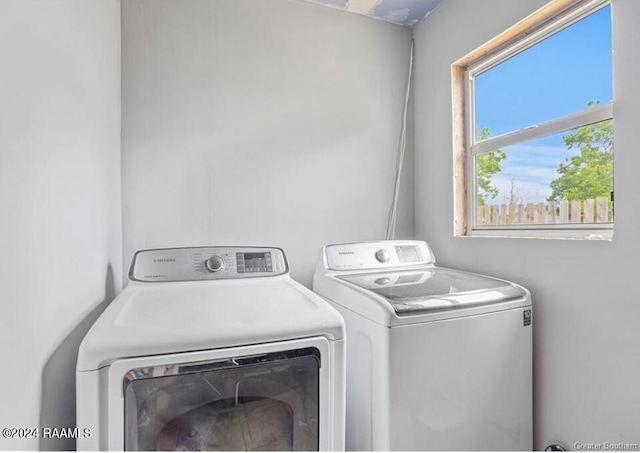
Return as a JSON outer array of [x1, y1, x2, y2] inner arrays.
[[312, 240, 532, 451], [77, 246, 345, 451]]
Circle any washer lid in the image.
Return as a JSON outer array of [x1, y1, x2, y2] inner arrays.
[[337, 267, 527, 314]]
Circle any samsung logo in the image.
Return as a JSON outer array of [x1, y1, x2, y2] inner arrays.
[[338, 251, 355, 256], [153, 258, 176, 263]]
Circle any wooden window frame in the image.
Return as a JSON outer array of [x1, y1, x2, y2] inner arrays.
[[451, 0, 613, 240]]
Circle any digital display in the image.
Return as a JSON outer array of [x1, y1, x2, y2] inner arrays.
[[395, 245, 421, 263], [244, 252, 267, 268], [237, 252, 272, 273]]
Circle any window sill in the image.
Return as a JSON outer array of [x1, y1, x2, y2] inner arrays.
[[461, 225, 613, 241]]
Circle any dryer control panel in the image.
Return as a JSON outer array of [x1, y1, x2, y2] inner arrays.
[[129, 247, 288, 283], [324, 240, 435, 271]]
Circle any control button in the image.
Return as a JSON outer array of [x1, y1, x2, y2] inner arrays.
[[205, 255, 225, 273], [375, 249, 390, 263], [375, 277, 390, 285]]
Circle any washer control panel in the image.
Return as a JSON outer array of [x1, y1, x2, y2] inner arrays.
[[324, 240, 434, 271], [130, 247, 288, 282]]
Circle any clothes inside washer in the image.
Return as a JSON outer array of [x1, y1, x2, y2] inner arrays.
[[155, 397, 294, 451]]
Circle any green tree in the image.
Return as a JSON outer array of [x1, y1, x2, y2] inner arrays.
[[476, 126, 507, 205], [549, 105, 613, 201]]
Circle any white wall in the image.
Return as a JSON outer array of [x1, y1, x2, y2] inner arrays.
[[414, 0, 640, 448], [0, 1, 122, 450], [122, 0, 414, 287]]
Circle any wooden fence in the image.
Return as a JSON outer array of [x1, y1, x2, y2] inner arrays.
[[477, 197, 612, 226]]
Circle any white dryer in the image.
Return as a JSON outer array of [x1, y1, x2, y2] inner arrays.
[[77, 246, 345, 451], [313, 240, 532, 451]]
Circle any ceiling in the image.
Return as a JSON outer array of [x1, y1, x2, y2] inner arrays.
[[301, 0, 445, 27]]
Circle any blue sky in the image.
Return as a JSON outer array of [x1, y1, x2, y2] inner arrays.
[[474, 4, 612, 203]]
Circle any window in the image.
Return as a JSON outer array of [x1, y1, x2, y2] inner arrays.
[[452, 0, 613, 239]]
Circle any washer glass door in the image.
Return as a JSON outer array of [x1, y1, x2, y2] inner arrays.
[[338, 268, 526, 313], [123, 348, 320, 451]]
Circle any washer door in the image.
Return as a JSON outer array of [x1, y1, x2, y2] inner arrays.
[[102, 337, 335, 451], [123, 348, 319, 451], [338, 267, 527, 313]]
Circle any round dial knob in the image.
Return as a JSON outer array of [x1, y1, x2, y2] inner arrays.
[[375, 248, 390, 263], [205, 255, 225, 272]]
